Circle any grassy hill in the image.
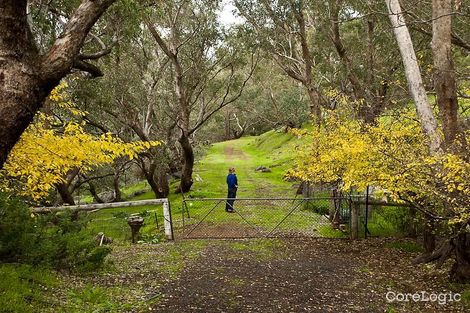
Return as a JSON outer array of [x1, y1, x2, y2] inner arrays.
[[130, 128, 306, 201], [189, 129, 303, 199], [85, 128, 308, 242], [85, 127, 414, 242]]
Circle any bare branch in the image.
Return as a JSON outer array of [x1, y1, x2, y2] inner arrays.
[[188, 52, 259, 134], [145, 18, 176, 60], [72, 59, 103, 77], [79, 35, 117, 60]]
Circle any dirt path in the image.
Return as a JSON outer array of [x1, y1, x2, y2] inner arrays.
[[151, 238, 466, 312], [223, 143, 284, 198], [224, 146, 248, 162]]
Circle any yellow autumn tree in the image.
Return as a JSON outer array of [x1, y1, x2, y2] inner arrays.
[[1, 83, 160, 200], [287, 111, 470, 224]]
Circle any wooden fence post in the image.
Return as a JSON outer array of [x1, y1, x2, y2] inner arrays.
[[163, 200, 174, 240]]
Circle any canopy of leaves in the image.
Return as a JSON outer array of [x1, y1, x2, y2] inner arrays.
[[287, 111, 470, 224]]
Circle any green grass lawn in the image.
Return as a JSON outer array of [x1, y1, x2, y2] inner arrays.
[[179, 198, 347, 238], [0, 264, 60, 313]]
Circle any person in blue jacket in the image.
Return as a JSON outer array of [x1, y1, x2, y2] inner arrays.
[[225, 167, 238, 212]]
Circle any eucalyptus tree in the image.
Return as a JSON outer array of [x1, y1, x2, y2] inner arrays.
[[222, 57, 310, 138], [385, 0, 470, 282], [404, 0, 467, 145], [324, 0, 406, 123], [144, 0, 257, 193], [0, 0, 118, 168], [73, 23, 178, 199], [235, 0, 330, 122]]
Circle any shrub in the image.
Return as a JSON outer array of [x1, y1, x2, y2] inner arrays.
[[0, 192, 111, 271], [0, 194, 37, 262]]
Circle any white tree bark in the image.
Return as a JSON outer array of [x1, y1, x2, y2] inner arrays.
[[385, 0, 442, 154]]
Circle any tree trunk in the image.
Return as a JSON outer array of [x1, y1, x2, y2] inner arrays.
[[112, 172, 122, 202], [225, 111, 231, 140], [157, 170, 170, 198], [306, 87, 323, 125], [0, 1, 44, 168], [141, 164, 166, 199], [423, 218, 436, 254], [177, 134, 194, 193], [385, 0, 442, 154], [56, 182, 75, 205], [432, 0, 459, 147], [0, 0, 116, 169], [450, 232, 470, 282], [329, 186, 341, 223], [294, 2, 323, 122], [144, 171, 162, 199], [54, 167, 80, 205], [88, 182, 104, 203]]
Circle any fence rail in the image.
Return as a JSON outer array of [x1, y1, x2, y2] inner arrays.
[[31, 199, 174, 240], [30, 196, 418, 242]]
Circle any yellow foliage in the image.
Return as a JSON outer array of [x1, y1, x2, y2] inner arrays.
[[1, 83, 160, 200], [287, 112, 470, 224]]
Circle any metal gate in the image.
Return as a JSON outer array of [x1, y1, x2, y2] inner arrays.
[[176, 197, 351, 239]]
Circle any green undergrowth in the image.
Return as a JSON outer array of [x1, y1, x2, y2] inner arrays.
[[58, 240, 208, 312], [84, 204, 165, 243], [317, 225, 348, 238], [460, 288, 470, 308], [0, 264, 59, 313], [65, 284, 120, 313], [385, 240, 424, 253], [0, 240, 209, 313]]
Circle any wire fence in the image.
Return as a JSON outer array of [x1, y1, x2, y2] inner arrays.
[[32, 200, 171, 244], [85, 206, 167, 243], [341, 196, 418, 238], [176, 197, 352, 239], [35, 196, 421, 243]]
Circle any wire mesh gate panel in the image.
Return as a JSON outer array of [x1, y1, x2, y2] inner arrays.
[[177, 198, 351, 239]]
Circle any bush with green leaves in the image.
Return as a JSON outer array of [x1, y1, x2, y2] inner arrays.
[[0, 192, 111, 271], [0, 194, 37, 263]]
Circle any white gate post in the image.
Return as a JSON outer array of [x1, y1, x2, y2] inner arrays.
[[163, 199, 174, 240]]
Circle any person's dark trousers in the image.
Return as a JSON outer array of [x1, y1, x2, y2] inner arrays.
[[226, 187, 237, 212]]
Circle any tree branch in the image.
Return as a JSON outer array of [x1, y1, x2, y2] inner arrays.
[[41, 0, 117, 83], [78, 35, 117, 60], [145, 18, 176, 60], [188, 52, 259, 134], [405, 11, 470, 52], [73, 59, 103, 77]]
